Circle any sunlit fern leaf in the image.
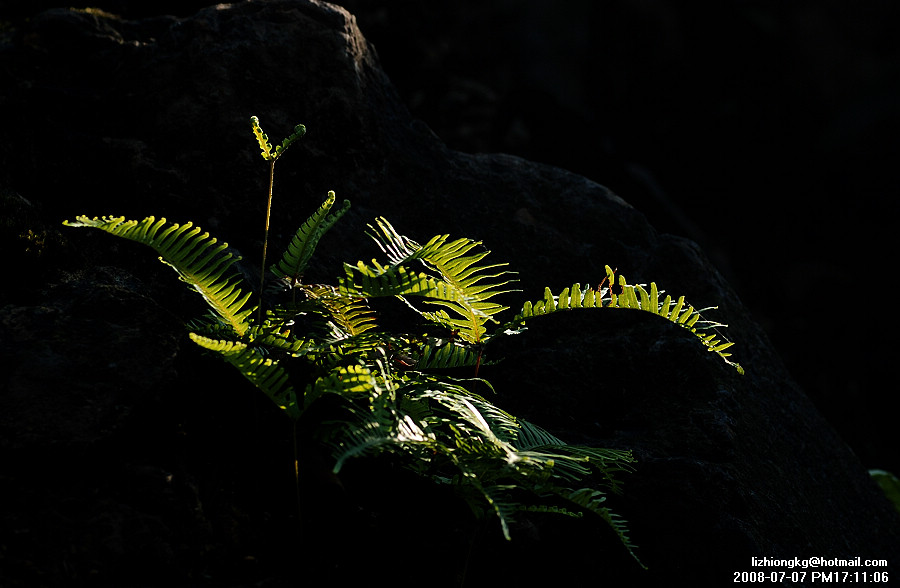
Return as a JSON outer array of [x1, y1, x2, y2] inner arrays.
[[514, 449, 594, 483], [366, 215, 420, 265], [64, 216, 254, 336], [560, 445, 637, 474], [189, 333, 299, 419], [544, 446, 635, 495], [414, 238, 517, 341], [361, 218, 519, 343], [273, 192, 350, 284], [508, 267, 744, 374]]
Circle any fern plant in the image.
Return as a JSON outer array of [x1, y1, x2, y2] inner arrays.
[[64, 117, 744, 572]]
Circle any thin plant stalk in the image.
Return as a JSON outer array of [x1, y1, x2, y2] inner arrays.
[[258, 158, 276, 324]]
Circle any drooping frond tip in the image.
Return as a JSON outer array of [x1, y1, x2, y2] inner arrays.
[[250, 115, 306, 161]]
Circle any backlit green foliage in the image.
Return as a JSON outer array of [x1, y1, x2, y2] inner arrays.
[[64, 117, 746, 571]]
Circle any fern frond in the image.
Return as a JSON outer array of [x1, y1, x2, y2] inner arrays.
[[509, 267, 744, 374], [189, 333, 299, 419], [64, 216, 254, 335], [273, 192, 350, 284], [355, 218, 519, 343]]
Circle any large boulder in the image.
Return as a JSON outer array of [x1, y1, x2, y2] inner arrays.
[[1, 1, 897, 585]]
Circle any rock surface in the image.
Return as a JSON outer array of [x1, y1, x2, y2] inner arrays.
[[1, 1, 897, 585]]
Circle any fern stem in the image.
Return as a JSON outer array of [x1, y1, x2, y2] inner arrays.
[[293, 420, 302, 533], [258, 158, 276, 323]]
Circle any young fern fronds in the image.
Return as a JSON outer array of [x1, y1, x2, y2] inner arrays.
[[250, 116, 309, 321], [63, 216, 255, 335], [250, 116, 306, 162], [274, 191, 350, 287]]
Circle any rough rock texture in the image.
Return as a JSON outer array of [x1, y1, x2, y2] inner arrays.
[[1, 1, 897, 586]]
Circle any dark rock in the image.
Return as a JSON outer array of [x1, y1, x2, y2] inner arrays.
[[1, 1, 897, 585]]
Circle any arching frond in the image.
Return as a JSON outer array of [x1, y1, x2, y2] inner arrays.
[[509, 266, 744, 374], [273, 192, 350, 284], [64, 216, 254, 336]]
